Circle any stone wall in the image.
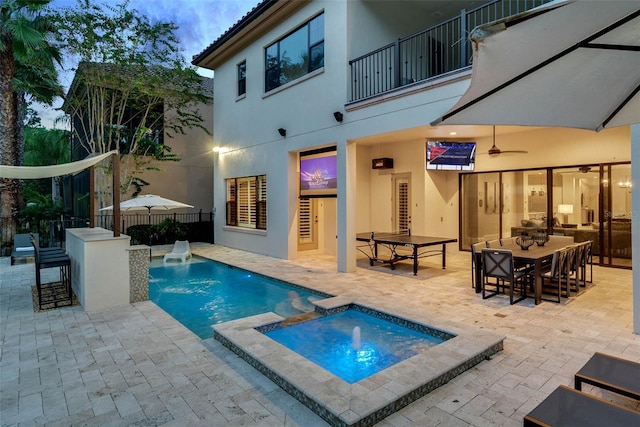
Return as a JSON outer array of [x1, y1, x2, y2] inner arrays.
[[128, 246, 150, 303]]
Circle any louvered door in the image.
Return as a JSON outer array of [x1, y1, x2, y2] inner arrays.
[[393, 173, 411, 232], [298, 198, 318, 250]]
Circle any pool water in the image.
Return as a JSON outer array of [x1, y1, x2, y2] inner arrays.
[[263, 309, 447, 383], [149, 258, 325, 338]]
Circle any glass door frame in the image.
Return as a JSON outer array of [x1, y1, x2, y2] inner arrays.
[[459, 161, 631, 269]]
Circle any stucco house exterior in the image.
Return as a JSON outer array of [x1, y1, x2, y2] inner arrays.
[[62, 63, 214, 219], [193, 0, 638, 329]]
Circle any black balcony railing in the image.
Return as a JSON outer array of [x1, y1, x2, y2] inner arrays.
[[349, 0, 553, 102]]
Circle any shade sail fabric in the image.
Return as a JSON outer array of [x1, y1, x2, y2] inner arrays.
[[432, 0, 640, 131], [100, 194, 193, 212], [0, 150, 117, 179]]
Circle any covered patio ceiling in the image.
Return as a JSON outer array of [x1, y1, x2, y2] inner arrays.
[[353, 124, 546, 146]]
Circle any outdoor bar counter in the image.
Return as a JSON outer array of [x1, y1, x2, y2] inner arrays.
[[66, 227, 131, 311]]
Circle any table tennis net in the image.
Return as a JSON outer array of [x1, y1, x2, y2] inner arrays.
[[368, 229, 411, 239]]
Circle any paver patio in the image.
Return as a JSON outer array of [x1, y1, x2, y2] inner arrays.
[[1, 243, 638, 426]]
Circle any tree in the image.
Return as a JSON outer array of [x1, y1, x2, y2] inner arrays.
[[23, 126, 70, 203], [51, 0, 212, 209], [0, 0, 63, 229]]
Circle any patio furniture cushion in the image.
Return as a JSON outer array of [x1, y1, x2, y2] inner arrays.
[[524, 385, 640, 426], [575, 352, 640, 401]]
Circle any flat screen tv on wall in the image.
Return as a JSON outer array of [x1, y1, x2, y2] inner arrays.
[[300, 148, 337, 197], [426, 141, 476, 171]]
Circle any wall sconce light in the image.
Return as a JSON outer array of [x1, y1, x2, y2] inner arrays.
[[333, 111, 343, 122], [618, 178, 632, 189], [278, 128, 286, 137]]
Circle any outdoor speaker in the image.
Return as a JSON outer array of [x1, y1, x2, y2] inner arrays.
[[372, 158, 393, 169]]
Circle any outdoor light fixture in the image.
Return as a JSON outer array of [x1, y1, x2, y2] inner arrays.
[[278, 128, 286, 137], [333, 111, 344, 122]]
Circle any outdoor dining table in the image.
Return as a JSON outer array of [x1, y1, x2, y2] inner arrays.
[[474, 240, 570, 305]]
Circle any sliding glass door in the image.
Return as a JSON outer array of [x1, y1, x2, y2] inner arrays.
[[460, 172, 500, 249], [460, 162, 631, 269], [552, 164, 631, 267], [504, 169, 548, 237], [552, 166, 600, 261], [602, 164, 632, 267]]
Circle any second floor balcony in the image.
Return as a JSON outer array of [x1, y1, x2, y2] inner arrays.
[[349, 0, 554, 103]]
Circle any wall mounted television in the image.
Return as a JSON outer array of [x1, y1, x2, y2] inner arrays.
[[426, 141, 476, 171], [299, 147, 337, 197]]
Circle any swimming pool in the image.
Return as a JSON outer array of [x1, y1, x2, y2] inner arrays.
[[149, 257, 330, 338]]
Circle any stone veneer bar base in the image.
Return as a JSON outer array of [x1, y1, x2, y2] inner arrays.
[[127, 245, 150, 303], [213, 296, 504, 427]]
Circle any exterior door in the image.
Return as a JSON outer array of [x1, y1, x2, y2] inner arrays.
[[392, 173, 411, 232], [602, 164, 632, 267], [461, 172, 501, 248], [298, 198, 318, 251]]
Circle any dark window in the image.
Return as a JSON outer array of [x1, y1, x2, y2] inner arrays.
[[237, 61, 246, 96], [265, 13, 324, 92]]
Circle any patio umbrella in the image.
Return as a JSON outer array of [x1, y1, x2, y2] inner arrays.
[[101, 194, 194, 255], [431, 0, 640, 131]]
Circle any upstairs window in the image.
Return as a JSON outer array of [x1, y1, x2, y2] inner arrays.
[[237, 61, 246, 96], [226, 175, 267, 230], [265, 13, 324, 92]]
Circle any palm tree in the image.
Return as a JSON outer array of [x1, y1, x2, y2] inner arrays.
[[0, 0, 62, 230], [24, 126, 70, 203]]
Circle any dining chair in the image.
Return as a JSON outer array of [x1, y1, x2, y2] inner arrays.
[[486, 239, 501, 248], [481, 248, 528, 304], [548, 235, 574, 244], [566, 244, 582, 293], [569, 240, 591, 288], [499, 236, 517, 246], [540, 248, 571, 303], [470, 241, 488, 289], [568, 242, 586, 293], [558, 247, 574, 297], [580, 240, 593, 284]]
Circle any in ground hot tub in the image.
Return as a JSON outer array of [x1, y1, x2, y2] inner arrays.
[[214, 299, 504, 427], [263, 306, 452, 383]]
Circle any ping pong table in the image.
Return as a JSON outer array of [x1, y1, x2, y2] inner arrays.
[[356, 230, 457, 276]]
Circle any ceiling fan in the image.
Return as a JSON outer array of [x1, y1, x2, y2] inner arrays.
[[487, 126, 528, 156]]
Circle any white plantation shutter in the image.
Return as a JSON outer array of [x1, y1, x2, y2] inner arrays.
[[257, 175, 267, 229], [298, 198, 312, 243], [237, 177, 255, 227], [227, 175, 266, 229], [397, 181, 409, 231]]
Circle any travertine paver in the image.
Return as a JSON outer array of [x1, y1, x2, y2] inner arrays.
[[1, 243, 639, 426]]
